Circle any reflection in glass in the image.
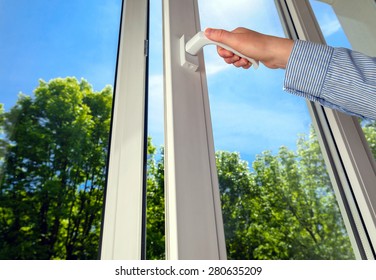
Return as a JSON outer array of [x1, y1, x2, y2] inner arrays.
[[198, 0, 355, 259], [0, 0, 122, 259], [146, 0, 165, 260], [309, 0, 376, 161]]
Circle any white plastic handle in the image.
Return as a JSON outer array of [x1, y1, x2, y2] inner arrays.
[[185, 31, 259, 69]]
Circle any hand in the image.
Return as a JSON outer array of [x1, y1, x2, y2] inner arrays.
[[204, 27, 294, 69]]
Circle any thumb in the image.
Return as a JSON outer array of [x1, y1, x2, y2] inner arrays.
[[204, 28, 233, 45]]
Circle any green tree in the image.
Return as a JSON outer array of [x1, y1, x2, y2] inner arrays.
[[0, 78, 166, 260], [217, 129, 354, 260], [146, 143, 165, 259], [0, 78, 112, 259], [362, 120, 376, 158], [216, 151, 258, 259]]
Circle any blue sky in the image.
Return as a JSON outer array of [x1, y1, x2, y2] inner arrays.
[[1, 0, 349, 165], [0, 0, 122, 111]]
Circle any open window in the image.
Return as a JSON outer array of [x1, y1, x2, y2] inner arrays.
[[161, 0, 376, 259], [278, 0, 376, 259], [1, 0, 375, 260]]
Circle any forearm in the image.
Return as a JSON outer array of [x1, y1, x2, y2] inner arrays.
[[284, 40, 376, 120], [206, 27, 376, 120]]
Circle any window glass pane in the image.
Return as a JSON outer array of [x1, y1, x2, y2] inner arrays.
[[198, 0, 355, 259], [310, 0, 376, 161], [146, 0, 165, 260], [0, 0, 122, 259]]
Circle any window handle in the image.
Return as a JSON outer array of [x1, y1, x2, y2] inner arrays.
[[182, 31, 259, 71]]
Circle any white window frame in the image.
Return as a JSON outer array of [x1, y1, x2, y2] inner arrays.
[[100, 0, 149, 260], [276, 0, 376, 259], [162, 0, 226, 260]]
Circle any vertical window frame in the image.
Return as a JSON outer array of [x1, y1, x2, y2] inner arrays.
[[276, 0, 376, 259], [162, 0, 226, 260], [100, 0, 149, 260]]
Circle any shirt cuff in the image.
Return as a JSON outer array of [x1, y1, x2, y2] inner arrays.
[[283, 40, 334, 103]]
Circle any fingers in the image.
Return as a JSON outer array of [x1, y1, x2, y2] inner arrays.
[[217, 46, 251, 69], [207, 27, 254, 69], [217, 46, 236, 60], [233, 58, 252, 69], [224, 55, 252, 69]]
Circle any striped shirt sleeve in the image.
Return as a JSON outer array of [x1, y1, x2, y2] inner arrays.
[[284, 40, 376, 120]]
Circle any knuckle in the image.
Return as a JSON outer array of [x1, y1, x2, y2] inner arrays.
[[217, 29, 226, 40]]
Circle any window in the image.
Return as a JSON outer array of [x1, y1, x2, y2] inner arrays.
[[197, 0, 354, 260], [162, 0, 376, 259], [0, 0, 122, 259], [146, 0, 165, 260], [282, 0, 376, 259], [309, 0, 376, 162], [1, 0, 375, 260]]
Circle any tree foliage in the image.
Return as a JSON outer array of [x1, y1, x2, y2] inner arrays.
[[146, 144, 165, 259], [0, 78, 112, 259], [362, 120, 376, 158], [217, 130, 354, 259], [2, 77, 371, 260]]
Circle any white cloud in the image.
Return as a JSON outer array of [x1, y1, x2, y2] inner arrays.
[[320, 18, 341, 37], [310, 2, 342, 38], [204, 59, 231, 76]]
